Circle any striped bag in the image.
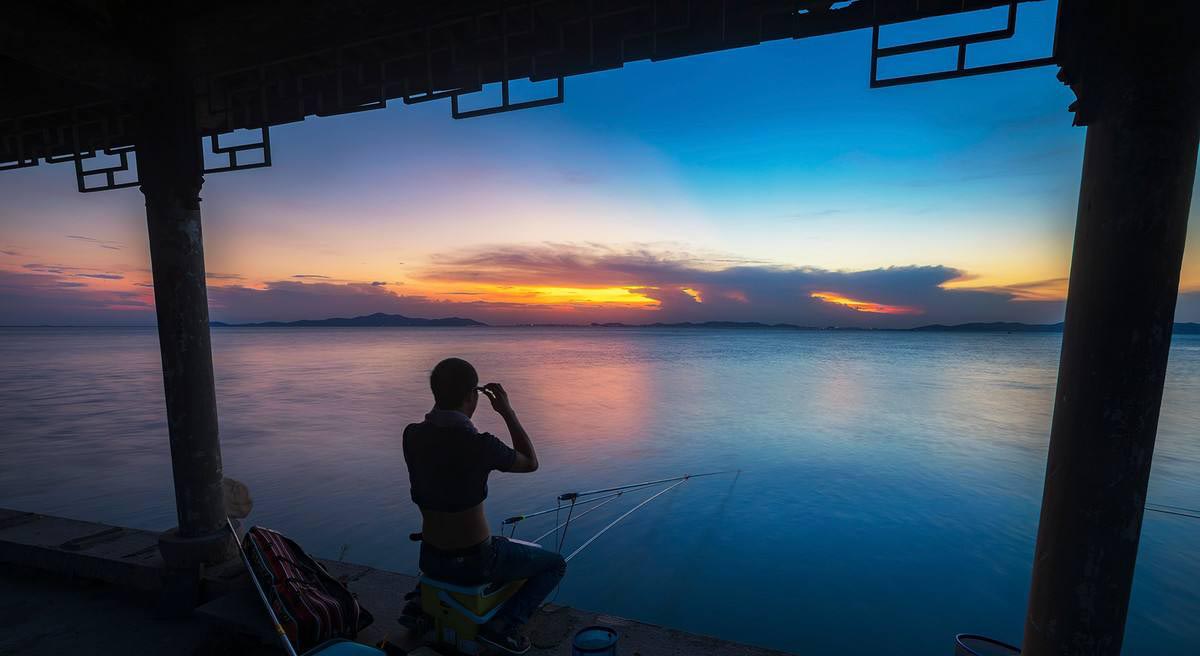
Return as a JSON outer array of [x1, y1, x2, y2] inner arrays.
[[243, 526, 374, 652]]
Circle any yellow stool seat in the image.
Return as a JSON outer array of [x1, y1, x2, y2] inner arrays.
[[419, 575, 525, 653]]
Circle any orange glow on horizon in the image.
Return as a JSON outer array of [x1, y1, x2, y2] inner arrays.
[[431, 284, 661, 307], [810, 291, 922, 315], [942, 277, 1069, 302]]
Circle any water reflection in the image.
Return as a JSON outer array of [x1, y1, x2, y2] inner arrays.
[[0, 327, 1196, 654]]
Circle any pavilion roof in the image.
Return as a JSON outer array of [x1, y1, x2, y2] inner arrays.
[[1, 1, 1040, 168]]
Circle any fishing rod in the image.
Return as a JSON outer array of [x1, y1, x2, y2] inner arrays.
[[564, 478, 690, 562], [502, 489, 626, 526], [557, 470, 737, 501], [531, 491, 627, 543], [227, 520, 300, 656], [503, 469, 739, 555]]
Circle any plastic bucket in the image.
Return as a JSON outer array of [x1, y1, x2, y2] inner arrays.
[[955, 634, 1020, 656], [572, 626, 619, 655]]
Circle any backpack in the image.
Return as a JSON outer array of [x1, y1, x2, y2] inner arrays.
[[242, 526, 374, 652]]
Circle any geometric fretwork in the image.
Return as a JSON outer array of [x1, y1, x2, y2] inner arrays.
[[870, 0, 1055, 88], [203, 128, 272, 174], [72, 146, 140, 193], [452, 77, 565, 119]]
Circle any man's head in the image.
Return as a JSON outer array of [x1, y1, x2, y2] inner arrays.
[[430, 357, 480, 416]]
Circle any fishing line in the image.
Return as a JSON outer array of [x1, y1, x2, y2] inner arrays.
[[532, 492, 625, 543], [502, 490, 629, 527], [558, 470, 736, 502], [679, 468, 742, 567], [1145, 503, 1200, 520], [557, 497, 577, 552], [1146, 502, 1200, 514], [534, 470, 738, 609], [547, 496, 564, 607], [553, 498, 561, 552], [544, 471, 739, 558], [547, 484, 681, 609], [564, 478, 691, 563]]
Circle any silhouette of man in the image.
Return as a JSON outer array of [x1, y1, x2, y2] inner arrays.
[[403, 357, 565, 654]]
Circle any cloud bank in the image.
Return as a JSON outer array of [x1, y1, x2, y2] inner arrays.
[[192, 244, 1071, 326], [9, 243, 1200, 327], [408, 244, 1068, 327], [0, 268, 153, 325]]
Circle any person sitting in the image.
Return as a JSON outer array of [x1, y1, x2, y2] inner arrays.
[[403, 357, 566, 654]]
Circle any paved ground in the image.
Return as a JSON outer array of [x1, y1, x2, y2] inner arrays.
[[2, 561, 790, 656], [1, 508, 792, 656], [0, 565, 226, 656]]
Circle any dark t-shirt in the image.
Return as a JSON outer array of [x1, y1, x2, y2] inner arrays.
[[403, 413, 517, 513]]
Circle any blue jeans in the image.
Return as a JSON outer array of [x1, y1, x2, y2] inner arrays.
[[419, 536, 567, 630]]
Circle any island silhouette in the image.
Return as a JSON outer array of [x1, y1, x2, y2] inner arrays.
[[210, 313, 1200, 334]]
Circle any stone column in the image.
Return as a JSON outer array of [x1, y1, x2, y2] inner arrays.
[[137, 67, 235, 568], [1022, 2, 1200, 653]]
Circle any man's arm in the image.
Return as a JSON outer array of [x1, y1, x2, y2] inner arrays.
[[482, 383, 538, 473]]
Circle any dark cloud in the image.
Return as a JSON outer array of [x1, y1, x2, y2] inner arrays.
[[155, 245, 1069, 326], [207, 280, 512, 324], [23, 263, 68, 274], [292, 274, 331, 279], [0, 249, 20, 257], [0, 269, 153, 325], [6, 250, 1195, 327], [969, 277, 1068, 302], [422, 244, 1066, 327], [66, 234, 123, 251], [23, 262, 126, 281], [206, 272, 245, 281], [24, 242, 1200, 328]]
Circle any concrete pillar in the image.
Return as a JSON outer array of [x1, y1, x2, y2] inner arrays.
[[137, 69, 235, 567], [1022, 2, 1200, 653]]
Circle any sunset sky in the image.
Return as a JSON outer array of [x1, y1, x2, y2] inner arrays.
[[3, 2, 1199, 327]]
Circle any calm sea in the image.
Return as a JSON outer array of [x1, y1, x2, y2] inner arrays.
[[0, 327, 1197, 654]]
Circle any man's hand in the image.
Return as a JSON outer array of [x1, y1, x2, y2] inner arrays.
[[481, 383, 514, 416], [482, 382, 538, 472]]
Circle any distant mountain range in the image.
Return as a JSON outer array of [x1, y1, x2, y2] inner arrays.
[[915, 322, 1199, 334], [592, 320, 1199, 333], [209, 313, 1200, 334], [597, 320, 1200, 333], [211, 312, 486, 327], [912, 321, 1065, 332]]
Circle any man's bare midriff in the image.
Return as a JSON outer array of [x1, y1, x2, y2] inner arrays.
[[421, 503, 491, 550]]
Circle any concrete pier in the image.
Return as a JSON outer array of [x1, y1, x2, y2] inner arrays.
[[0, 508, 792, 655]]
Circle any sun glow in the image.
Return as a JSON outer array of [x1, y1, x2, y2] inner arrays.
[[438, 285, 660, 307], [810, 291, 922, 315]]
